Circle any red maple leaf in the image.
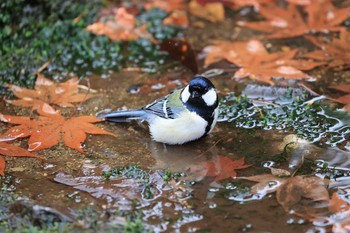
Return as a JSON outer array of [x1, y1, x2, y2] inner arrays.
[[190, 156, 251, 181], [204, 40, 323, 84], [7, 73, 95, 109], [0, 141, 44, 176], [0, 104, 115, 153]]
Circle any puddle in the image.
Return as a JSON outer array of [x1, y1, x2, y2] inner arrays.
[[1, 1, 350, 232]]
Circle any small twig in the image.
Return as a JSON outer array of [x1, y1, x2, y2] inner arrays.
[[297, 83, 320, 96], [36, 61, 51, 74], [291, 155, 304, 177]]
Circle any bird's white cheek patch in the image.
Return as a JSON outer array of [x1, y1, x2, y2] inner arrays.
[[181, 85, 190, 103], [202, 89, 217, 106]]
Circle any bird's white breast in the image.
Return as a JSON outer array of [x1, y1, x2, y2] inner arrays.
[[149, 110, 207, 145]]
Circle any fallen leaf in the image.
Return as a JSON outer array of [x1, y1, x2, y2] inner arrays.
[[269, 167, 291, 176], [237, 4, 307, 39], [276, 176, 329, 212], [237, 1, 350, 39], [145, 0, 186, 12], [195, 0, 275, 10], [86, 8, 155, 42], [190, 156, 251, 181], [0, 156, 4, 176], [163, 10, 189, 28], [7, 73, 95, 109], [0, 141, 44, 176], [0, 104, 115, 153], [203, 40, 322, 84], [305, 0, 350, 33], [189, 0, 225, 22], [304, 31, 350, 71]]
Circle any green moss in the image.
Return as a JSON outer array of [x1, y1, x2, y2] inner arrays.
[[0, 1, 181, 94]]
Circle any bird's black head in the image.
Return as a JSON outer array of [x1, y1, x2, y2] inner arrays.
[[181, 75, 218, 108]]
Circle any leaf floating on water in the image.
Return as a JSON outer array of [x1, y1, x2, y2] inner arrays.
[[0, 104, 115, 153]]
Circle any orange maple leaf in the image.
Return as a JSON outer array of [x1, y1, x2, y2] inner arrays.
[[190, 156, 251, 181], [86, 8, 155, 42], [203, 40, 323, 84], [0, 104, 115, 153], [0, 141, 44, 176], [189, 0, 225, 22], [237, 1, 350, 39], [163, 10, 189, 28], [144, 0, 186, 12], [304, 31, 350, 71], [7, 73, 95, 109]]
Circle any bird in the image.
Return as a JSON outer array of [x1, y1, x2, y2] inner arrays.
[[98, 75, 219, 145]]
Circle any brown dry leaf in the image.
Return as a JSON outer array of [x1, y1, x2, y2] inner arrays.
[[237, 1, 350, 39], [269, 167, 291, 176], [86, 8, 154, 42], [145, 0, 186, 12], [189, 156, 251, 181], [276, 176, 329, 212], [163, 10, 189, 27], [0, 104, 115, 153], [304, 31, 350, 71], [0, 141, 44, 176], [7, 73, 95, 109], [203, 40, 322, 84], [189, 0, 225, 22]]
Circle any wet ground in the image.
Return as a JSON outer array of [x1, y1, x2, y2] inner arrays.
[[1, 2, 350, 233], [1, 69, 348, 232]]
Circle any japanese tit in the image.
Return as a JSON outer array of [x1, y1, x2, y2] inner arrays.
[[99, 75, 219, 145]]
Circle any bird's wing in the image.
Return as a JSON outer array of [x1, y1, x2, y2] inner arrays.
[[142, 89, 186, 119]]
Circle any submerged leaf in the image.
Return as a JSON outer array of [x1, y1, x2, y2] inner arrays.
[[190, 156, 251, 181], [276, 176, 329, 212]]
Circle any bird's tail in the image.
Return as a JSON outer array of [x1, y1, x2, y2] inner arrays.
[[98, 109, 147, 122]]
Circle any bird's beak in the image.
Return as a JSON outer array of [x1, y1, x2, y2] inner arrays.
[[191, 90, 200, 98]]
